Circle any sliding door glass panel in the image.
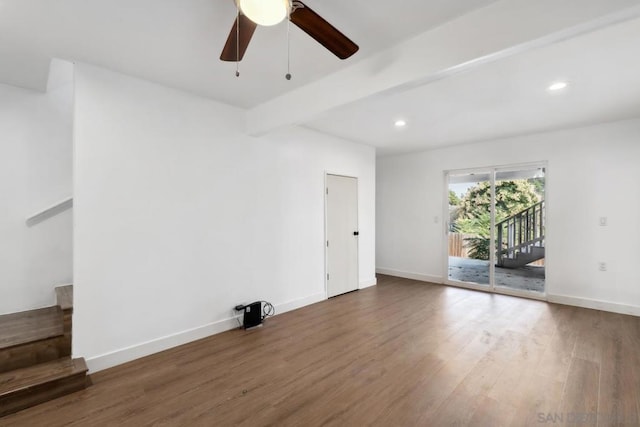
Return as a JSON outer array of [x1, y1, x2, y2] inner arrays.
[[447, 172, 491, 286], [494, 167, 546, 293]]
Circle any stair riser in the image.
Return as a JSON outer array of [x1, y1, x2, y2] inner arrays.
[[499, 246, 545, 269], [0, 336, 71, 374], [0, 285, 88, 418], [62, 310, 72, 334], [502, 257, 544, 269], [0, 372, 87, 417]]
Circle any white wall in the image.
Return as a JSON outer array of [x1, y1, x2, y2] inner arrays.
[[377, 119, 640, 315], [0, 76, 73, 314], [72, 63, 375, 371]]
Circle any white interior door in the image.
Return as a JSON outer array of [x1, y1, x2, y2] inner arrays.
[[326, 174, 359, 298]]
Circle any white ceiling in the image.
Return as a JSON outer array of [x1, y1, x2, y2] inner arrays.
[[306, 17, 640, 155], [2, 0, 639, 156], [0, 0, 496, 108]]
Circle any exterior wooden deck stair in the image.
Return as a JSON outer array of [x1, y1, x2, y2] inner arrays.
[[0, 285, 89, 417], [496, 200, 545, 269]]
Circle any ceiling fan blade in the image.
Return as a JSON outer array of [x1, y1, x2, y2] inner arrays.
[[290, 1, 359, 60], [220, 14, 258, 61]]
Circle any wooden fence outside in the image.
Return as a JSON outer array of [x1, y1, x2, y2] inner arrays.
[[448, 233, 474, 258]]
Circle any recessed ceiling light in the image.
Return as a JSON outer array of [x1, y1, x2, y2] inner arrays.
[[548, 81, 568, 91], [394, 119, 407, 127]]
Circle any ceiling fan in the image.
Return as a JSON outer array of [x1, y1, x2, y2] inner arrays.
[[220, 0, 359, 64]]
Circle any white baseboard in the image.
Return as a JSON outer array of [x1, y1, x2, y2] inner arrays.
[[375, 268, 640, 317], [273, 292, 326, 314], [85, 317, 238, 373], [547, 294, 640, 317], [376, 268, 443, 284], [359, 277, 377, 289], [85, 292, 326, 373]]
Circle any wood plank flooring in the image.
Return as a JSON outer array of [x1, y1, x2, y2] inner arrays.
[[2, 275, 639, 426]]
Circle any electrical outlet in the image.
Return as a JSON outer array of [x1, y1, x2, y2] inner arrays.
[[598, 262, 607, 272]]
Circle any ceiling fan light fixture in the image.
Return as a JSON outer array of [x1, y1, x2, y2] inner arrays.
[[238, 0, 291, 26]]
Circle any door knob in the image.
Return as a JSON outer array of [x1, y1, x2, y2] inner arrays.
[[353, 231, 359, 236]]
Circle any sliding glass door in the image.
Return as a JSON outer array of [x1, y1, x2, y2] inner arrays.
[[494, 167, 546, 293], [447, 171, 491, 286], [445, 164, 546, 296]]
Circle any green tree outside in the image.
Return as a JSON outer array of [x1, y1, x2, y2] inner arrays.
[[449, 190, 461, 206], [453, 180, 541, 260]]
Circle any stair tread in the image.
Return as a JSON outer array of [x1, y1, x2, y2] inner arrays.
[[0, 307, 64, 350], [55, 285, 73, 311], [0, 357, 87, 396]]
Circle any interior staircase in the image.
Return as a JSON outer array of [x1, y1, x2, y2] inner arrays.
[[496, 200, 545, 269], [0, 285, 89, 417]]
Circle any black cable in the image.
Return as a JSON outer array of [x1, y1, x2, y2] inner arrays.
[[260, 301, 275, 320]]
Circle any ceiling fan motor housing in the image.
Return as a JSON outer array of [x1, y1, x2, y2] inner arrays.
[[236, 0, 291, 26]]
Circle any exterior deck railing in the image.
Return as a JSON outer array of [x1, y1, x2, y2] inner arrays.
[[496, 200, 545, 267]]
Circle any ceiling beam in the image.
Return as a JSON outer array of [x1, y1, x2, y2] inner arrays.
[[46, 59, 75, 93], [246, 0, 640, 136]]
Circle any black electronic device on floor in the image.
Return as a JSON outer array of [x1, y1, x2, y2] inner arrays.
[[234, 301, 263, 329]]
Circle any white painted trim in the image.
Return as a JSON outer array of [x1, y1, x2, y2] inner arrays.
[[376, 268, 443, 284], [85, 292, 326, 373], [274, 292, 326, 314], [442, 171, 450, 281], [377, 269, 639, 315], [548, 294, 640, 317], [26, 197, 73, 226], [359, 277, 377, 289], [324, 173, 329, 299], [445, 278, 493, 292], [445, 280, 548, 302], [380, 268, 547, 301], [493, 286, 546, 301], [85, 316, 237, 373], [489, 171, 496, 288]]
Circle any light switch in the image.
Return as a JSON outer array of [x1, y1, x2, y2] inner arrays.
[[599, 217, 607, 226]]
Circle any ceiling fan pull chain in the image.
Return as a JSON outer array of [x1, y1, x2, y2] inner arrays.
[[285, 1, 292, 81], [235, 5, 240, 77]]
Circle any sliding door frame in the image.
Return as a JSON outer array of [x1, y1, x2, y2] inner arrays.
[[442, 161, 548, 301]]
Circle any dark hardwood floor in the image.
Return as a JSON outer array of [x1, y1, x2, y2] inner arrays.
[[2, 275, 639, 426]]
